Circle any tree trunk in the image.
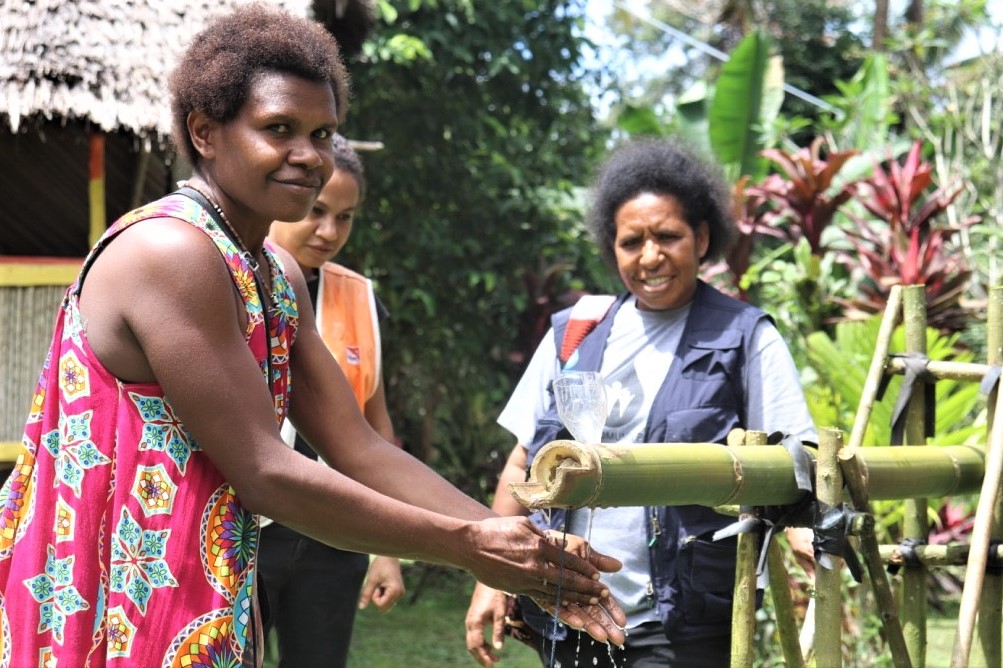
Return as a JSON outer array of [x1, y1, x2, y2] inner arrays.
[[873, 0, 889, 50]]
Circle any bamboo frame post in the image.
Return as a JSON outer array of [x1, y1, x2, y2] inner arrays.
[[839, 448, 913, 668], [840, 281, 911, 666], [814, 428, 845, 667], [731, 430, 766, 667], [952, 286, 1003, 668], [901, 285, 929, 666], [767, 539, 806, 668], [970, 285, 1003, 668], [849, 285, 903, 448]]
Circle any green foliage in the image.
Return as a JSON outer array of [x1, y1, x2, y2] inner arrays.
[[708, 30, 781, 180], [758, 0, 865, 141], [821, 53, 896, 152], [342, 0, 612, 495], [805, 316, 984, 449], [741, 237, 850, 371]]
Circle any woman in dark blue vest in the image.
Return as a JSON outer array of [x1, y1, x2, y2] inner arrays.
[[466, 139, 817, 668]]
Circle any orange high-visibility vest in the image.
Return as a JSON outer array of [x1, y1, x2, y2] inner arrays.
[[315, 262, 381, 409]]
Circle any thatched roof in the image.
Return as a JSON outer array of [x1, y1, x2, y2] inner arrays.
[[0, 0, 316, 139]]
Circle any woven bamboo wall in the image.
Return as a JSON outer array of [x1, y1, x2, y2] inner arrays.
[[0, 285, 65, 442]]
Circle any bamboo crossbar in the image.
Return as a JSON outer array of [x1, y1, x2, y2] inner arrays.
[[879, 543, 1003, 568], [510, 440, 986, 510], [885, 357, 991, 383]]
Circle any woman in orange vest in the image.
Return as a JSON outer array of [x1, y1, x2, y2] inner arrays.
[[260, 135, 405, 667]]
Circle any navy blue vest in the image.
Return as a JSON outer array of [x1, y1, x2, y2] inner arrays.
[[523, 281, 769, 643]]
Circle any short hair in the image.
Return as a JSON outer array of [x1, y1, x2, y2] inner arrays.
[[586, 138, 736, 268], [168, 3, 350, 166], [332, 134, 366, 203]]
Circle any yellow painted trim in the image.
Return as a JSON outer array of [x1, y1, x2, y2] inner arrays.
[[0, 260, 82, 286], [0, 441, 21, 466]]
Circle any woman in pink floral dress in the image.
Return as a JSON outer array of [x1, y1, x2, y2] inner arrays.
[[0, 5, 625, 667]]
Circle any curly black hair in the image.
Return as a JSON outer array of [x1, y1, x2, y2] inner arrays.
[[168, 3, 350, 166], [332, 133, 366, 202], [586, 138, 736, 269]]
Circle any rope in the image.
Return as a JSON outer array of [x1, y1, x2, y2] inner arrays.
[[877, 353, 936, 445]]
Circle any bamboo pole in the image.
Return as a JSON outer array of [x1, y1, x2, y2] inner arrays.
[[731, 430, 765, 668], [509, 441, 985, 510], [814, 429, 845, 668], [840, 282, 911, 666], [971, 285, 1003, 668], [880, 544, 1003, 567], [840, 448, 913, 668], [901, 285, 929, 667], [848, 284, 903, 450], [768, 540, 806, 668], [952, 288, 1003, 667], [886, 358, 990, 383]]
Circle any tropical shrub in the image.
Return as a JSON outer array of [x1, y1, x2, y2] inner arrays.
[[839, 141, 977, 332]]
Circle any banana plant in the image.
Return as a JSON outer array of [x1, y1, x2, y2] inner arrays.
[[708, 29, 784, 181], [615, 29, 784, 181]]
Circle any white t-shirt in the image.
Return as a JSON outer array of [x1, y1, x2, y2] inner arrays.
[[498, 295, 817, 626]]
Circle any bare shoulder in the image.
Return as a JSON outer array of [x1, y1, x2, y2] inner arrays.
[[83, 216, 235, 324], [80, 217, 238, 382]]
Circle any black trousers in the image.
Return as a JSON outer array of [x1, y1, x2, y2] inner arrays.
[[537, 621, 730, 668], [257, 523, 369, 668]]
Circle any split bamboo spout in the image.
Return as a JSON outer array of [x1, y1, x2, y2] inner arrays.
[[509, 440, 986, 511]]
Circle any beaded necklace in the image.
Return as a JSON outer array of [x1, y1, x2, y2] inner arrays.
[[177, 180, 273, 307], [175, 181, 276, 391]]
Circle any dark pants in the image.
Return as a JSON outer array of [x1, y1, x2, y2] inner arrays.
[[537, 621, 730, 668], [257, 523, 370, 668]]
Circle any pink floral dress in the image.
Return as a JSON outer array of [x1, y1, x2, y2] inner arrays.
[[0, 193, 297, 667]]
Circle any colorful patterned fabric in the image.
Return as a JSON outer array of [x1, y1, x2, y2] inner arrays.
[[0, 193, 298, 667]]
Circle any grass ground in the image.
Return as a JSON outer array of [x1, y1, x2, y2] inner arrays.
[[266, 563, 964, 667], [348, 565, 540, 667]]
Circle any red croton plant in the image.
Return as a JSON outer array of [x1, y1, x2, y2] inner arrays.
[[842, 140, 977, 332], [749, 136, 860, 257]]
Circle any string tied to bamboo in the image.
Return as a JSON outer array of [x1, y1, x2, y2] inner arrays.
[[879, 352, 937, 445], [712, 433, 817, 577], [813, 500, 865, 583], [887, 537, 927, 576], [977, 363, 1002, 395]]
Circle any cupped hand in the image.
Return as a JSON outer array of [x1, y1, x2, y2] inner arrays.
[[358, 555, 406, 613], [536, 595, 627, 649], [464, 582, 508, 667]]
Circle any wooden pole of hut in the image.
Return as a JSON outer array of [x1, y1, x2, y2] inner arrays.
[[952, 285, 1003, 667], [901, 284, 930, 666], [88, 130, 106, 248], [814, 428, 845, 668]]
